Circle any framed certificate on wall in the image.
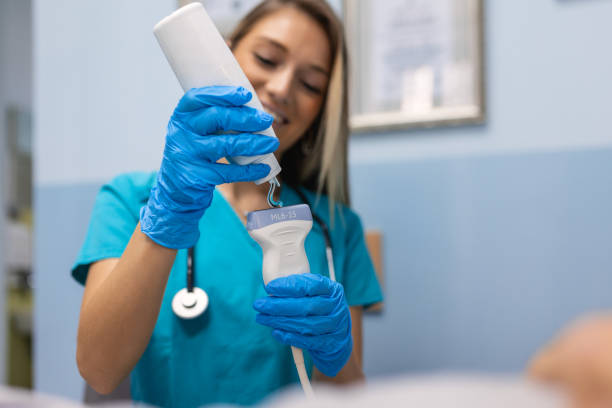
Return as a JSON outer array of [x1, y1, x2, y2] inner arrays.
[[344, 0, 486, 132]]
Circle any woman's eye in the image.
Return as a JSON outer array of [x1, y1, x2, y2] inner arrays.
[[254, 54, 276, 67], [301, 81, 322, 95]]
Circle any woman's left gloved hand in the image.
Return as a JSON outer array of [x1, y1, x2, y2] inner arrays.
[[253, 273, 353, 377]]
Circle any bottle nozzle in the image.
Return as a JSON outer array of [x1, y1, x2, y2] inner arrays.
[[267, 177, 283, 208]]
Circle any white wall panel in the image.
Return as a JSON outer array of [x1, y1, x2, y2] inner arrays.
[[34, 0, 181, 186]]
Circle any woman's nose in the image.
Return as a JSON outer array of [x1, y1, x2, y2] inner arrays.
[[265, 68, 293, 105]]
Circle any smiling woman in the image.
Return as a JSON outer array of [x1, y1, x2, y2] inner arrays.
[[232, 8, 331, 152], [72, 1, 382, 407], [228, 0, 349, 212]]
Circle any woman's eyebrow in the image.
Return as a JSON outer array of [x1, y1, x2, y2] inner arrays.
[[256, 36, 288, 52], [255, 36, 329, 76]]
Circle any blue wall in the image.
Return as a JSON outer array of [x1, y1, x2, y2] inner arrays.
[[355, 147, 612, 375], [33, 0, 612, 402]]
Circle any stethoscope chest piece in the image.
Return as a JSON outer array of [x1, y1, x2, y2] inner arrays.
[[172, 287, 208, 319]]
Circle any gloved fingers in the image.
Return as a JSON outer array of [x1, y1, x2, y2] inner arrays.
[[190, 133, 279, 160], [181, 105, 273, 135], [207, 162, 271, 184], [255, 312, 345, 335], [153, 172, 214, 211], [253, 294, 337, 317], [271, 329, 347, 353], [176, 86, 253, 112], [265, 274, 337, 298]]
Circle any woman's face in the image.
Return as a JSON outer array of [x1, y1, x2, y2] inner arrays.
[[232, 7, 332, 157]]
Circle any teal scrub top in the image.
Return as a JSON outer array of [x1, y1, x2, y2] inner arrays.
[[72, 172, 383, 408]]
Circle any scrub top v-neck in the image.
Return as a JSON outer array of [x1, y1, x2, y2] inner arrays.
[[72, 171, 383, 407]]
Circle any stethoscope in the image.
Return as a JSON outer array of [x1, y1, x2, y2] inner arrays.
[[172, 188, 336, 319]]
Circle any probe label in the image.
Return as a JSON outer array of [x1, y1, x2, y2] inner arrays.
[[246, 204, 312, 230], [270, 210, 297, 222]]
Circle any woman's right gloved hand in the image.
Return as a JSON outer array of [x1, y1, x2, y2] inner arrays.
[[140, 85, 278, 249]]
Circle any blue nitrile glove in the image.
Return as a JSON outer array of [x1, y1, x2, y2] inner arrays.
[[253, 273, 353, 377], [140, 85, 278, 249]]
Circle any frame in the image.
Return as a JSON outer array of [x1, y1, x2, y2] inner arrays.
[[343, 0, 486, 132]]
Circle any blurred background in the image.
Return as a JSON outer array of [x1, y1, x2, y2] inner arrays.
[[1, 0, 612, 403]]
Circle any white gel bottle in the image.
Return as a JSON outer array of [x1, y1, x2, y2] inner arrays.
[[153, 3, 281, 185]]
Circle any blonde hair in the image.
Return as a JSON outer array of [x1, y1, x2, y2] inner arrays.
[[229, 0, 350, 219]]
